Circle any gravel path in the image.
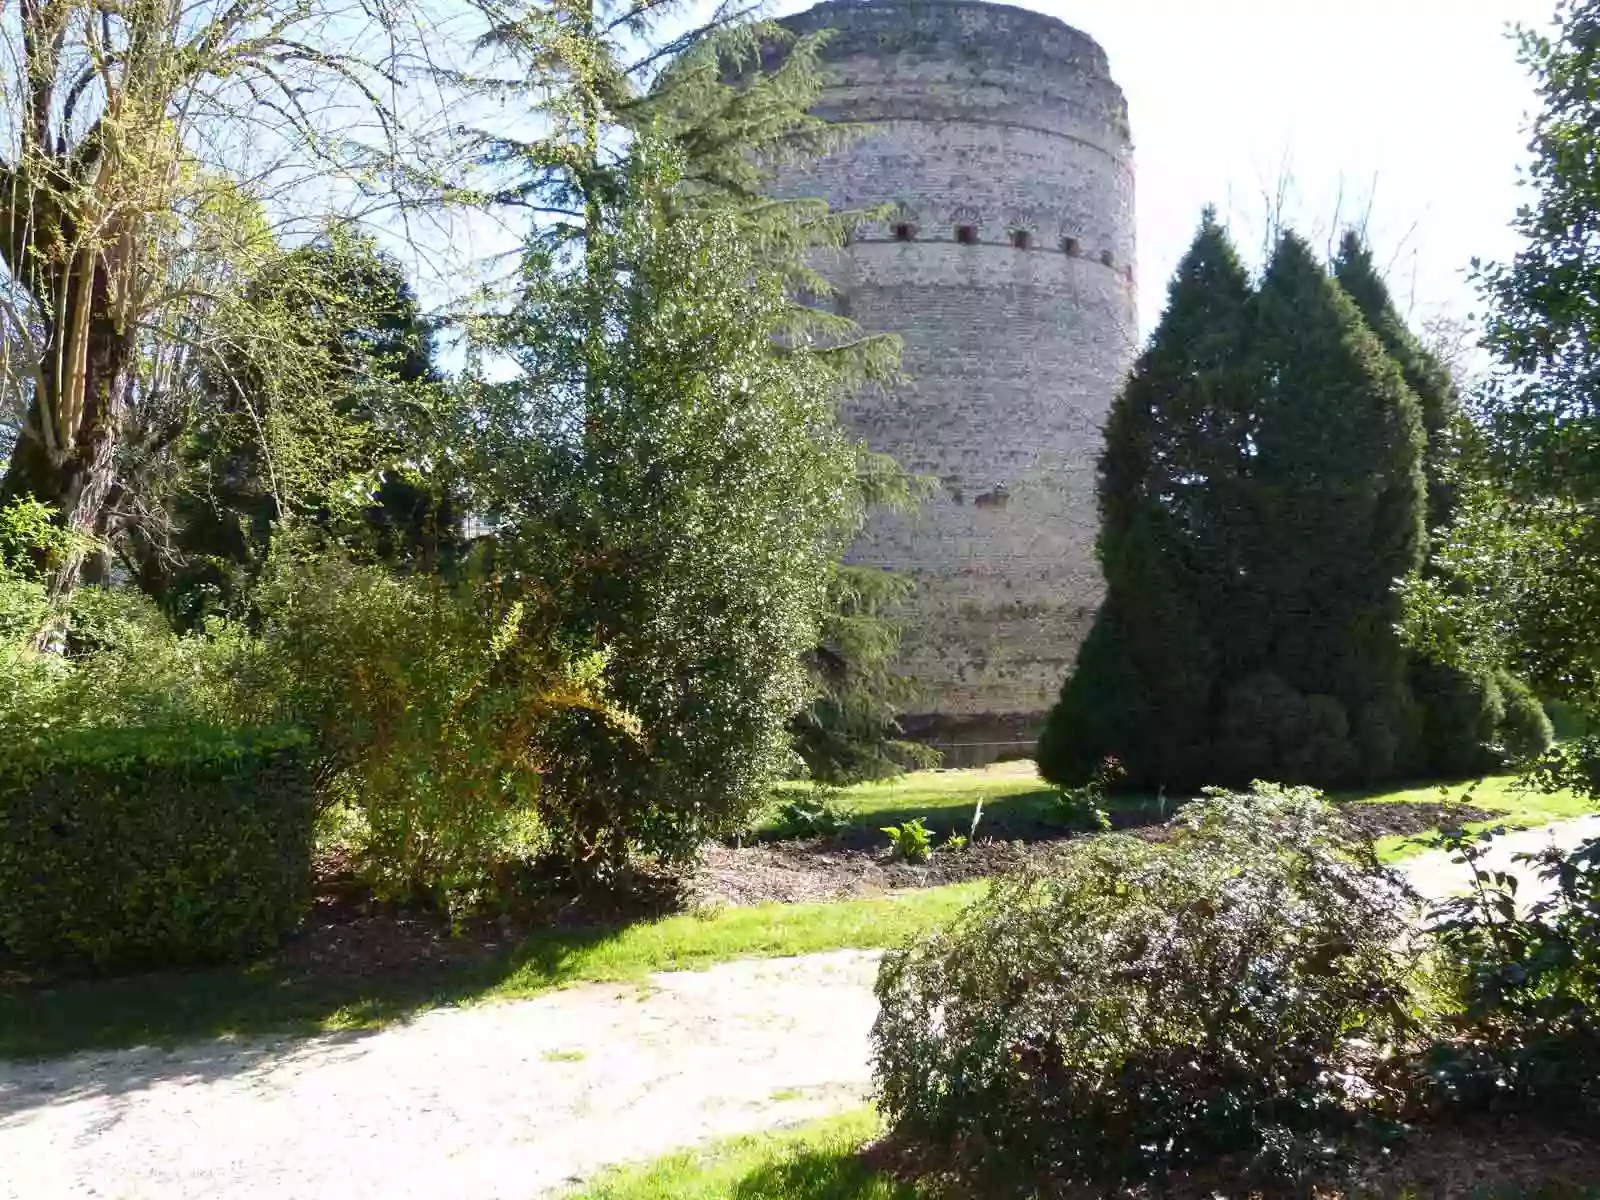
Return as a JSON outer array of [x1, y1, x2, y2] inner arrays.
[[0, 951, 881, 1200], [4, 817, 1597, 1200]]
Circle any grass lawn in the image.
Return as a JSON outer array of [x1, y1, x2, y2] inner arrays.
[[1364, 774, 1598, 861], [0, 881, 982, 1061], [566, 1109, 924, 1199], [7, 763, 1592, 1062], [770, 761, 1595, 862]]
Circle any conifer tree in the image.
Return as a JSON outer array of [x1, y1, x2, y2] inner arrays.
[[1333, 232, 1533, 775], [1237, 232, 1428, 784], [1039, 211, 1255, 789]]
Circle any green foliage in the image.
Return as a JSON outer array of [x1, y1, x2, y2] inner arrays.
[[1424, 827, 1600, 1122], [471, 146, 869, 874], [0, 725, 314, 970], [872, 784, 1419, 1190], [147, 233, 457, 627], [1044, 215, 1440, 792], [1039, 210, 1250, 792], [794, 566, 939, 785], [1405, 1, 1600, 779], [771, 787, 858, 839], [237, 549, 617, 912], [1054, 755, 1119, 832], [880, 817, 933, 864], [1497, 672, 1556, 762], [1251, 231, 1428, 781]]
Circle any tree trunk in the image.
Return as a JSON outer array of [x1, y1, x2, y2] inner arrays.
[[0, 263, 135, 600]]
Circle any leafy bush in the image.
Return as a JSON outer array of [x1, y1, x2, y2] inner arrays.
[[770, 787, 856, 839], [872, 784, 1420, 1190], [239, 551, 625, 912], [1054, 755, 1121, 831], [1495, 671, 1555, 763], [1424, 827, 1600, 1122], [0, 725, 315, 970], [881, 817, 933, 864]]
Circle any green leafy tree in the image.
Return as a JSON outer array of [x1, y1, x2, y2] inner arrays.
[[141, 233, 458, 627], [0, 0, 432, 598], [1405, 0, 1600, 788], [471, 145, 869, 872], [1040, 211, 1255, 790], [794, 564, 939, 784]]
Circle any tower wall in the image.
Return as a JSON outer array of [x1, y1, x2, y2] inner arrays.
[[775, 0, 1138, 763]]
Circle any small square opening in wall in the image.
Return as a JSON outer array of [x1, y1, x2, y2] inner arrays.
[[956, 224, 978, 245], [1062, 236, 1082, 257], [1010, 229, 1032, 250], [1100, 249, 1115, 268], [892, 222, 916, 242]]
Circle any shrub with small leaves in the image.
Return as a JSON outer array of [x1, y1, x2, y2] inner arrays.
[[1424, 826, 1600, 1123], [881, 817, 934, 864], [872, 783, 1421, 1191], [0, 725, 315, 971]]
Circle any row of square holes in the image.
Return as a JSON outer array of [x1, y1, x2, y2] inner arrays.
[[891, 222, 1121, 270]]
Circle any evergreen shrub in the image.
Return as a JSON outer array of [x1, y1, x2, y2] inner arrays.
[[0, 725, 315, 970], [872, 784, 1418, 1190]]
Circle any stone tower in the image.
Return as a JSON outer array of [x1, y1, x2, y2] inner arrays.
[[774, 0, 1138, 764]]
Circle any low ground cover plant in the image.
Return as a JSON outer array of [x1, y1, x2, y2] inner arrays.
[[872, 783, 1421, 1191]]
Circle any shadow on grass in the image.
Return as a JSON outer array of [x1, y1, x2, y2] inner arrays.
[[784, 788, 1182, 851], [0, 922, 627, 1066]]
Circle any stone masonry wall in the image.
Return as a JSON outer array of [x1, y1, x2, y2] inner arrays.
[[775, 0, 1138, 763]]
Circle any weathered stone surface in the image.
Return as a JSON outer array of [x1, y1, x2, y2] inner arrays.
[[774, 0, 1138, 762]]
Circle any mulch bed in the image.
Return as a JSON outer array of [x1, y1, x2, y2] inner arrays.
[[690, 800, 1497, 908]]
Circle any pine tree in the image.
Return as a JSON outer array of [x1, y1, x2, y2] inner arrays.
[[1039, 211, 1255, 790], [1237, 232, 1428, 785]]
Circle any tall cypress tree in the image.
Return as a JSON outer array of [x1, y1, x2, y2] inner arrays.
[[1236, 231, 1428, 785], [1039, 211, 1254, 790], [1335, 232, 1554, 774]]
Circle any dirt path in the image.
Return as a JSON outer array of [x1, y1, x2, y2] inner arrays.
[[0, 951, 881, 1200], [4, 817, 1597, 1200]]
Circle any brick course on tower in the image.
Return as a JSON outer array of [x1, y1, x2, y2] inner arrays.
[[774, 0, 1138, 764]]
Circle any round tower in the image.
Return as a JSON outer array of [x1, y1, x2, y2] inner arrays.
[[775, 0, 1138, 764]]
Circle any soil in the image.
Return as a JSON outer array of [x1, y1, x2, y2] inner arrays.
[[689, 800, 1497, 908]]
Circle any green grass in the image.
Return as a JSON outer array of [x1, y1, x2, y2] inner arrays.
[[773, 762, 1594, 864], [766, 760, 1169, 842], [9, 764, 1592, 1062], [566, 1109, 930, 1199], [1365, 774, 1597, 861], [568, 1111, 1600, 1200], [0, 881, 982, 1061]]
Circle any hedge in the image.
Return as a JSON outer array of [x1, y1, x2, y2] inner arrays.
[[0, 724, 315, 971]]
